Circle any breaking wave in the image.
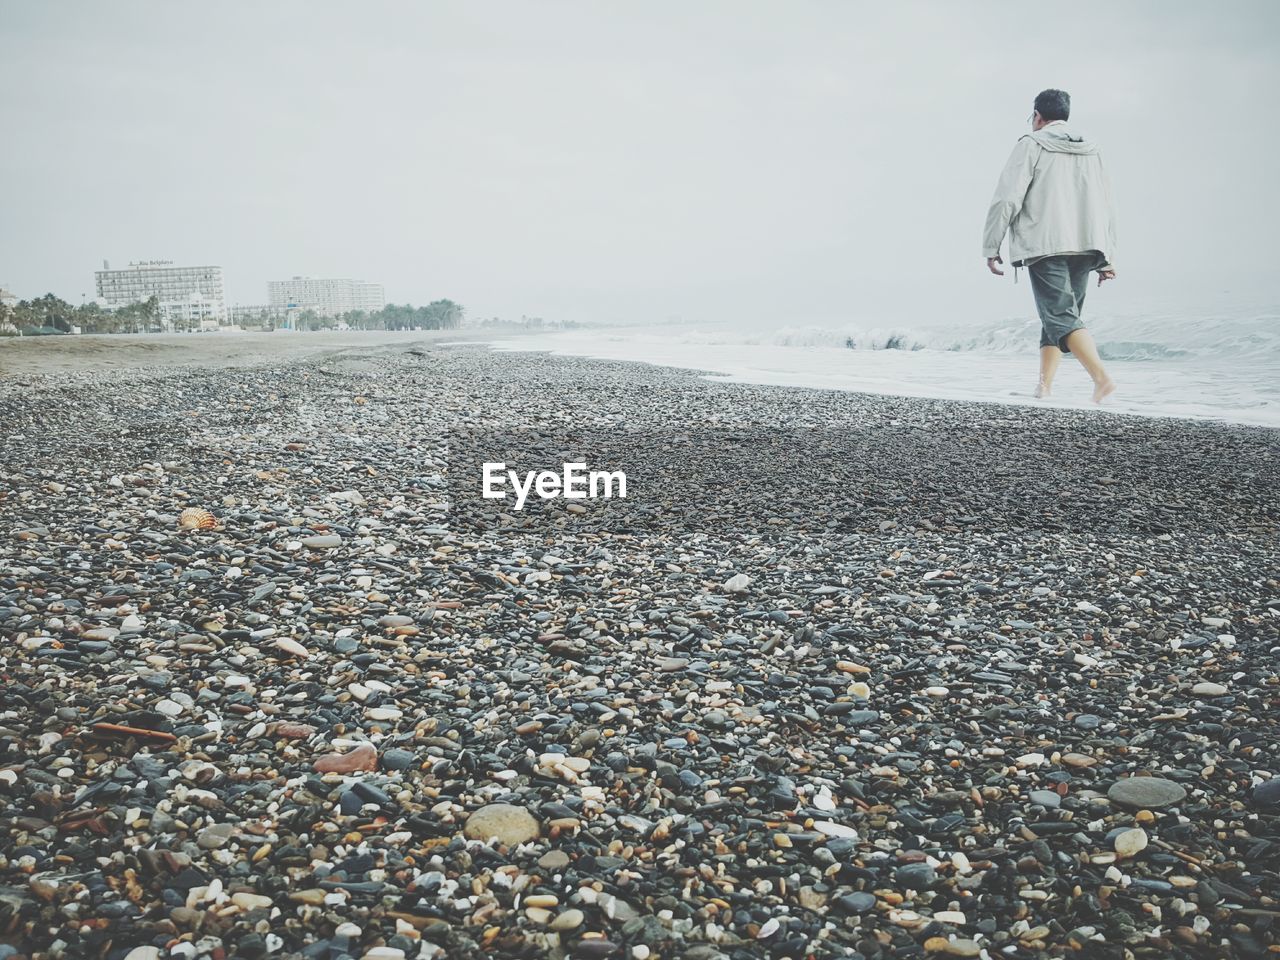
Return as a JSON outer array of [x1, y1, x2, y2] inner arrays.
[[672, 311, 1279, 363]]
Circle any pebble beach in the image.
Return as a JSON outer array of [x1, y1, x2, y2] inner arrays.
[[1, 335, 1277, 960]]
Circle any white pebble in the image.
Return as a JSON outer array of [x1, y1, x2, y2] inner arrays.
[[813, 821, 857, 839], [275, 636, 310, 658], [1191, 681, 1228, 697], [1114, 827, 1149, 857]]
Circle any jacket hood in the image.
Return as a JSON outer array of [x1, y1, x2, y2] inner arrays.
[[1024, 122, 1099, 155]]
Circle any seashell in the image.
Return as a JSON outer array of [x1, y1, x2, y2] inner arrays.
[[178, 507, 217, 530]]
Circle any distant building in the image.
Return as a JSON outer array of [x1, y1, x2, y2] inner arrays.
[[266, 276, 385, 318], [95, 260, 226, 331], [0, 287, 16, 333]]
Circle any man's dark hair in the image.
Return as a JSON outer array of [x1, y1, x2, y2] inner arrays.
[[1034, 89, 1070, 122]]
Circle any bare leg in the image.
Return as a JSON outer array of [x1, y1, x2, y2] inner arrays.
[[1036, 346, 1061, 398], [1064, 329, 1116, 403]]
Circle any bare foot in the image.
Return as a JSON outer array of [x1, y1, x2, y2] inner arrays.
[[1092, 377, 1116, 404], [1034, 381, 1051, 399]]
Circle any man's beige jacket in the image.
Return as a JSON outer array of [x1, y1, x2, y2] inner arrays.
[[982, 120, 1117, 270]]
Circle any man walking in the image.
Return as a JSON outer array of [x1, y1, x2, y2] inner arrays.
[[984, 89, 1117, 403]]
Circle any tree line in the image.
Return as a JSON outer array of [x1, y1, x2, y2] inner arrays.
[[0, 295, 464, 335], [278, 300, 464, 331], [0, 294, 163, 335]]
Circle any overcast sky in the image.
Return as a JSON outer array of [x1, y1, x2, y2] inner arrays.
[[2, 1, 1277, 327]]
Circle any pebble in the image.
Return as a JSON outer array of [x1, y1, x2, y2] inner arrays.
[[274, 721, 317, 739], [275, 636, 310, 658], [1061, 752, 1097, 769], [1191, 680, 1229, 697], [197, 823, 235, 850], [381, 748, 417, 771], [1108, 776, 1188, 810], [231, 892, 273, 912], [314, 742, 379, 773], [550, 908, 585, 930], [844, 709, 880, 727], [1114, 827, 1149, 857], [1254, 778, 1280, 810], [1027, 789, 1062, 808], [538, 850, 571, 870], [571, 941, 619, 958], [838, 892, 877, 913], [464, 803, 541, 845], [895, 862, 938, 890], [154, 698, 184, 717], [0, 343, 1273, 960]]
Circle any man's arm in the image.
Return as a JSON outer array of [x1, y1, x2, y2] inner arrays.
[[1098, 150, 1118, 272], [982, 137, 1039, 261], [1093, 151, 1118, 284]]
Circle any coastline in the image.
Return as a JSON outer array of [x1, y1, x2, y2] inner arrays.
[[488, 327, 1280, 429], [1, 337, 1277, 958]]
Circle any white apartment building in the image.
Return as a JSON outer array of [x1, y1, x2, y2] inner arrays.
[[95, 260, 226, 330], [0, 286, 16, 333], [266, 276, 385, 318]]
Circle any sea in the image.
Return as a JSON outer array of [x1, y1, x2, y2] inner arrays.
[[491, 306, 1280, 428]]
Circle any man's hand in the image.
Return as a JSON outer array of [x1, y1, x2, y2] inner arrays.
[[987, 256, 1005, 276], [1097, 268, 1116, 286]]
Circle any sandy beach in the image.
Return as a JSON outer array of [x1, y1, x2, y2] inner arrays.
[[0, 331, 490, 380], [1, 334, 1277, 959]]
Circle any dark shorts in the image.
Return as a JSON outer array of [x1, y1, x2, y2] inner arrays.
[[1027, 251, 1106, 353]]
